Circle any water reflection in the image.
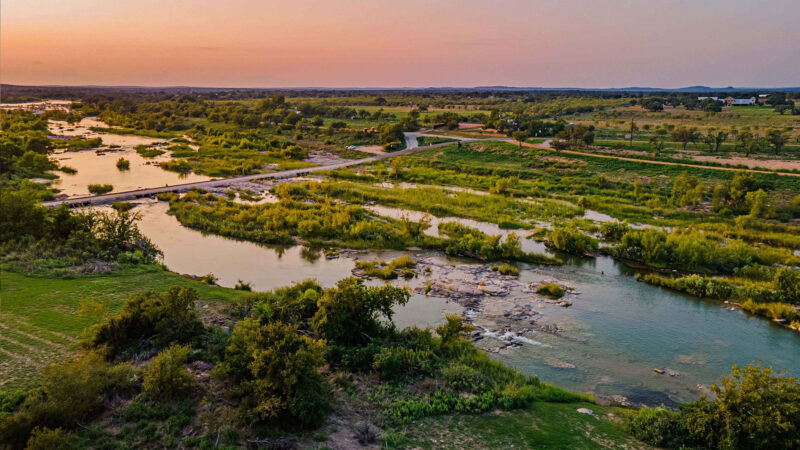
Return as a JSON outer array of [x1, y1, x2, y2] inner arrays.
[[48, 118, 210, 197]]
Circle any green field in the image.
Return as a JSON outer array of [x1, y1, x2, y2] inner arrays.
[[0, 266, 244, 390]]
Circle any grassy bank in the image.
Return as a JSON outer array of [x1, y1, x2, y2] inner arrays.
[[0, 266, 244, 390]]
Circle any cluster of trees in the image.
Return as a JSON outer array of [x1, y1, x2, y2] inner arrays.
[[0, 191, 161, 274], [547, 224, 599, 256], [438, 222, 560, 264], [552, 124, 595, 150], [0, 111, 57, 180], [609, 227, 793, 274]]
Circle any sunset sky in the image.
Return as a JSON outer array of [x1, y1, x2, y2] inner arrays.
[[2, 0, 798, 88]]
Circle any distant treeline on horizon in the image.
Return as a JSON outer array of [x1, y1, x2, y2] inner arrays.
[[3, 83, 800, 101]]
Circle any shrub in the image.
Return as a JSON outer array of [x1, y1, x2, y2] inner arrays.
[[214, 319, 332, 427], [372, 347, 435, 381], [26, 427, 75, 450], [741, 299, 800, 323], [0, 353, 135, 447], [355, 256, 417, 280], [627, 363, 800, 449], [143, 345, 197, 401], [599, 221, 631, 241], [547, 226, 598, 256], [88, 287, 204, 359], [491, 263, 519, 276], [442, 363, 485, 392], [88, 184, 113, 195], [116, 158, 130, 170], [774, 267, 800, 302], [234, 279, 252, 291], [537, 283, 565, 298], [312, 277, 410, 346]]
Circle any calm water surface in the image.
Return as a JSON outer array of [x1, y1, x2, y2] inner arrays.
[[49, 118, 210, 197]]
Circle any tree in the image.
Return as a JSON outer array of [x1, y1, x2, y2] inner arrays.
[[390, 157, 403, 178], [745, 189, 771, 218], [649, 135, 664, 156], [511, 130, 528, 148], [628, 364, 800, 449], [713, 130, 728, 152], [671, 126, 699, 150], [551, 137, 567, 152], [735, 131, 753, 155], [774, 267, 800, 302], [311, 277, 409, 345], [88, 287, 204, 358], [767, 129, 788, 155], [746, 136, 769, 157], [640, 97, 664, 112], [707, 364, 800, 449], [629, 119, 638, 146]]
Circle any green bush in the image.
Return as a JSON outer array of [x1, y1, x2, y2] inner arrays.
[[0, 353, 135, 447], [491, 263, 519, 276], [87, 184, 113, 195], [599, 221, 631, 241], [627, 364, 800, 449], [373, 347, 436, 381], [26, 427, 75, 450], [142, 345, 197, 401], [536, 283, 565, 298], [547, 226, 598, 256], [311, 277, 410, 346], [88, 287, 204, 359], [213, 319, 332, 427], [116, 158, 130, 171]]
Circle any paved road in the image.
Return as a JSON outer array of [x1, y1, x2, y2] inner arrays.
[[43, 135, 478, 208]]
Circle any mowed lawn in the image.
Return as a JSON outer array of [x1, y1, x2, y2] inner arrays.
[[0, 266, 243, 390], [400, 402, 648, 449]]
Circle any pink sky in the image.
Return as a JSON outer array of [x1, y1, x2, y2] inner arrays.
[[2, 0, 798, 88]]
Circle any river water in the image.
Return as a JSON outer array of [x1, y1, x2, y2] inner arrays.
[[48, 118, 210, 197], [117, 200, 800, 407]]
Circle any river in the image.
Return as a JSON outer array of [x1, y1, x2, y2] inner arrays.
[[117, 199, 800, 407]]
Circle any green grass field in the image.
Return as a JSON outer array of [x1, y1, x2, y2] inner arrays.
[[0, 266, 244, 390], [399, 402, 647, 449]]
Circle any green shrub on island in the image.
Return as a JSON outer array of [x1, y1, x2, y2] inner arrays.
[[115, 158, 130, 170], [547, 225, 599, 256], [135, 144, 166, 157], [87, 184, 113, 195], [613, 228, 796, 274], [491, 263, 520, 276], [355, 255, 416, 279], [599, 220, 631, 241], [537, 282, 565, 298]]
